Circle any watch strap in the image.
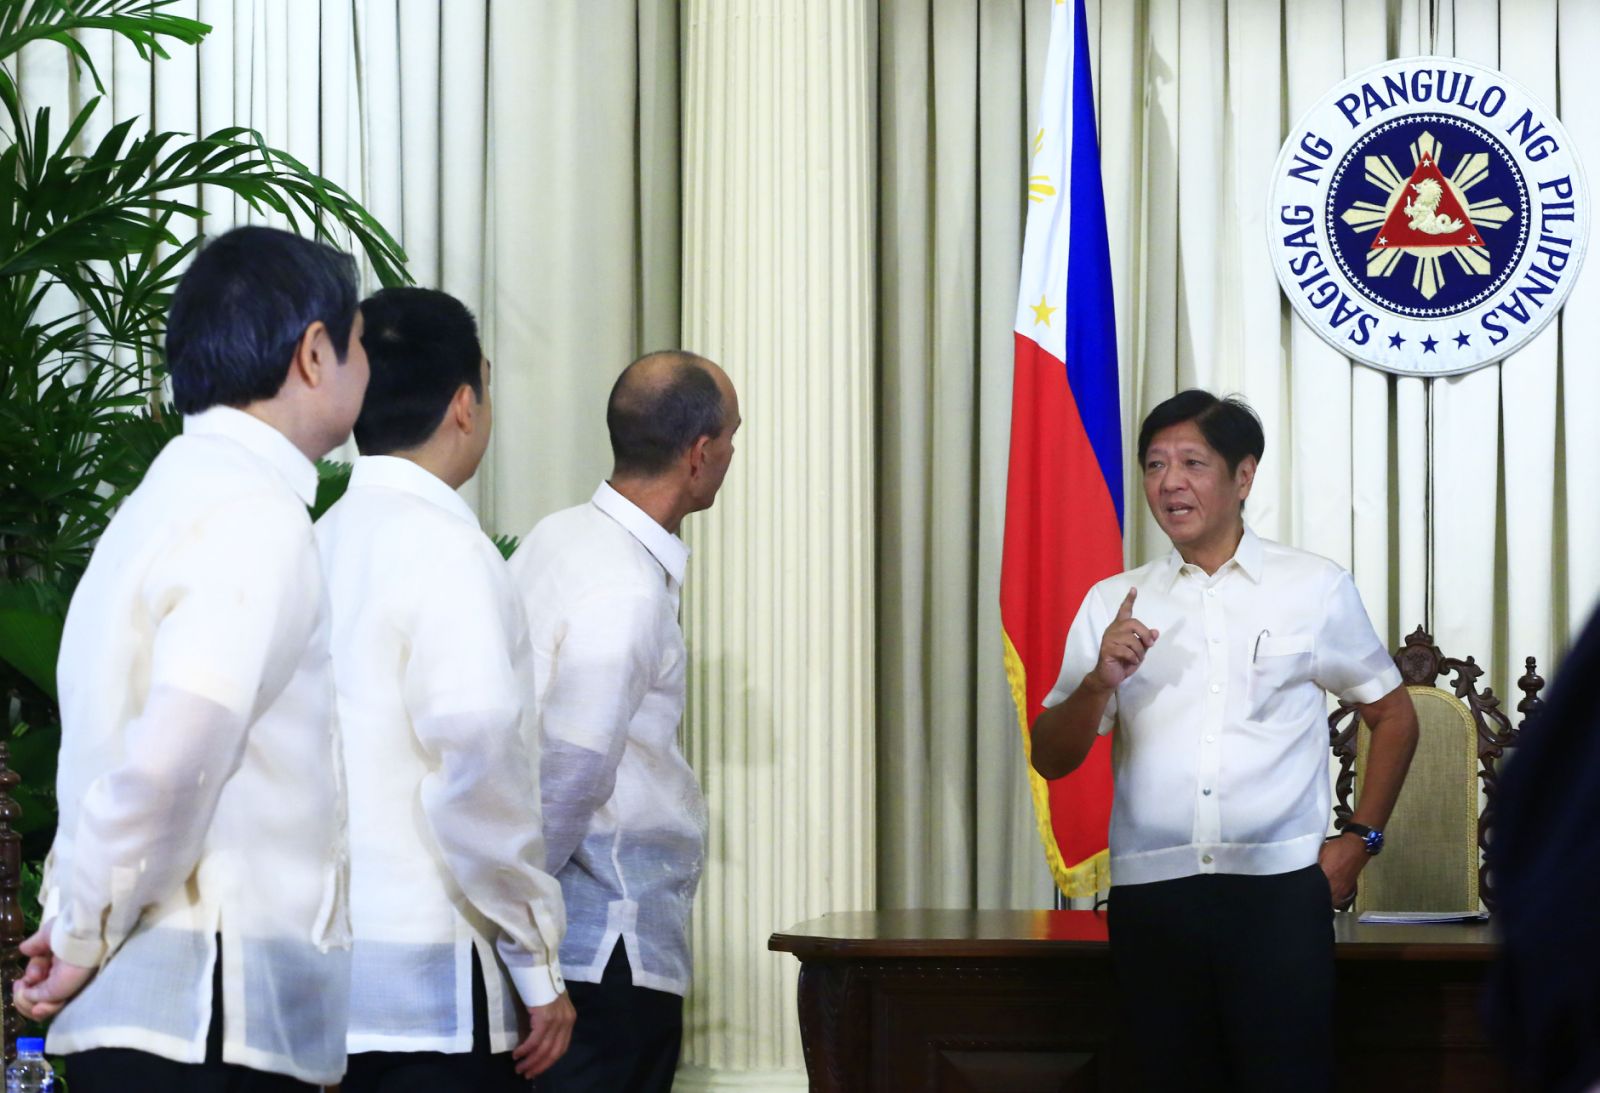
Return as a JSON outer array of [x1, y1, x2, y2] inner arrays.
[[1342, 822, 1384, 854]]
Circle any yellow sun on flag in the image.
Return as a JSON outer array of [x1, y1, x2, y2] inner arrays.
[[1030, 294, 1058, 327], [1028, 128, 1056, 204]]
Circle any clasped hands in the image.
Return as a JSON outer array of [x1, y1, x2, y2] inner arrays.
[[11, 920, 579, 1079], [12, 922, 92, 1022]]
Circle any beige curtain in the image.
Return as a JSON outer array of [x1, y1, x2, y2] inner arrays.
[[876, 0, 1600, 911], [15, 0, 680, 537], [17, 0, 1600, 1069], [875, 0, 1056, 911], [481, 0, 681, 535]]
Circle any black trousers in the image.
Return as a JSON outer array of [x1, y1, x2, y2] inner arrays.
[[1108, 863, 1335, 1093], [533, 941, 682, 1093], [342, 950, 523, 1093], [67, 944, 315, 1093]]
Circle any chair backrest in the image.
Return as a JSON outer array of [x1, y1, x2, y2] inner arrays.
[[1353, 686, 1479, 913], [1328, 627, 1545, 914]]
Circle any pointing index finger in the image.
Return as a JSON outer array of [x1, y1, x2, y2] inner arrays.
[[1115, 587, 1138, 620]]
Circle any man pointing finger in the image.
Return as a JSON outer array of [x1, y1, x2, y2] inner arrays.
[[1098, 588, 1160, 683], [1030, 390, 1417, 1093]]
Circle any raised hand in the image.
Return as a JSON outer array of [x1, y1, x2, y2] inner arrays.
[[1092, 588, 1159, 690]]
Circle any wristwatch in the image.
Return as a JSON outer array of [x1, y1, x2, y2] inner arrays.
[[1342, 822, 1384, 855]]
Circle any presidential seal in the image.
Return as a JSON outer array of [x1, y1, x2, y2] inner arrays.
[[1268, 58, 1588, 376]]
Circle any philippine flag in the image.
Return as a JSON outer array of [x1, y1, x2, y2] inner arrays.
[[1000, 0, 1123, 899]]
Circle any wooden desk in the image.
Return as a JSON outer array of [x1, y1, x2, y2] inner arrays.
[[769, 910, 1511, 1092]]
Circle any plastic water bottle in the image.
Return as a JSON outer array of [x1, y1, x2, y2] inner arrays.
[[5, 1038, 53, 1092]]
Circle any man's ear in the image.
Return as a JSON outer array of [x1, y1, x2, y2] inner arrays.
[[686, 434, 712, 478], [450, 383, 477, 434], [290, 321, 333, 390], [1235, 454, 1258, 501]]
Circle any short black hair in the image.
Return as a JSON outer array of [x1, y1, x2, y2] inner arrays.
[[1137, 389, 1264, 473], [166, 226, 359, 414], [607, 352, 725, 477], [352, 287, 484, 455]]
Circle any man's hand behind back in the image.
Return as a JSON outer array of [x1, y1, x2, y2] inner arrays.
[[12, 923, 93, 1021]]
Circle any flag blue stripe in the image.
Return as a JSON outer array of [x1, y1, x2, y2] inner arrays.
[[1062, 0, 1124, 530]]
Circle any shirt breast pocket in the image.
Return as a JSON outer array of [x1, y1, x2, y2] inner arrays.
[[1247, 633, 1315, 722]]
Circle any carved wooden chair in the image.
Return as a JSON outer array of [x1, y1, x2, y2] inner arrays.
[[1, 744, 28, 1060], [1328, 627, 1545, 915]]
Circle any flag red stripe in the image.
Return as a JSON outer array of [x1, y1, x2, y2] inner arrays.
[[1001, 332, 1123, 869]]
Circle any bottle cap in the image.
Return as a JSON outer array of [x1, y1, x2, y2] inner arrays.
[[15, 1037, 44, 1054]]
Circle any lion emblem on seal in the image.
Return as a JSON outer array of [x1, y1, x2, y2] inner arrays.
[[1404, 178, 1465, 236]]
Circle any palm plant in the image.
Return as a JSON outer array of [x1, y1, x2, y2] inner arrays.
[[0, 0, 407, 895]]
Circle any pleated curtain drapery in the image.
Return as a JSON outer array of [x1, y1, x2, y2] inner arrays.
[[11, 0, 1600, 1083], [875, 0, 1059, 913], [14, 0, 681, 539], [874, 0, 1600, 914]]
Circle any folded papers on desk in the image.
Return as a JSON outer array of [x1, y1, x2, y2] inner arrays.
[[1357, 910, 1490, 924]]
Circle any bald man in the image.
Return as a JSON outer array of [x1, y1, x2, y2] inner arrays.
[[511, 352, 740, 1092]]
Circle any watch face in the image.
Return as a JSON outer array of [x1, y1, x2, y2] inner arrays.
[[1268, 57, 1588, 377], [1365, 829, 1385, 854]]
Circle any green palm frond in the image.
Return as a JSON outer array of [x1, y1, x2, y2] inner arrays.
[[0, 1, 208, 91], [311, 459, 354, 521], [0, 579, 64, 697], [0, 97, 407, 286], [0, 0, 410, 605], [0, 0, 412, 888]]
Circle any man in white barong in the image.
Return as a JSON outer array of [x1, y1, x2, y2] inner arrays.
[[514, 351, 740, 1092], [317, 287, 574, 1091], [16, 226, 368, 1091]]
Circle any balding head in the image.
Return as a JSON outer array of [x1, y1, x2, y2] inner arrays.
[[607, 351, 732, 478]]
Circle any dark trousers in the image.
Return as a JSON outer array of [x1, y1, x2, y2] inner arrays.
[[1108, 863, 1335, 1093], [68, 945, 315, 1092], [533, 941, 682, 1093], [343, 950, 523, 1093]]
